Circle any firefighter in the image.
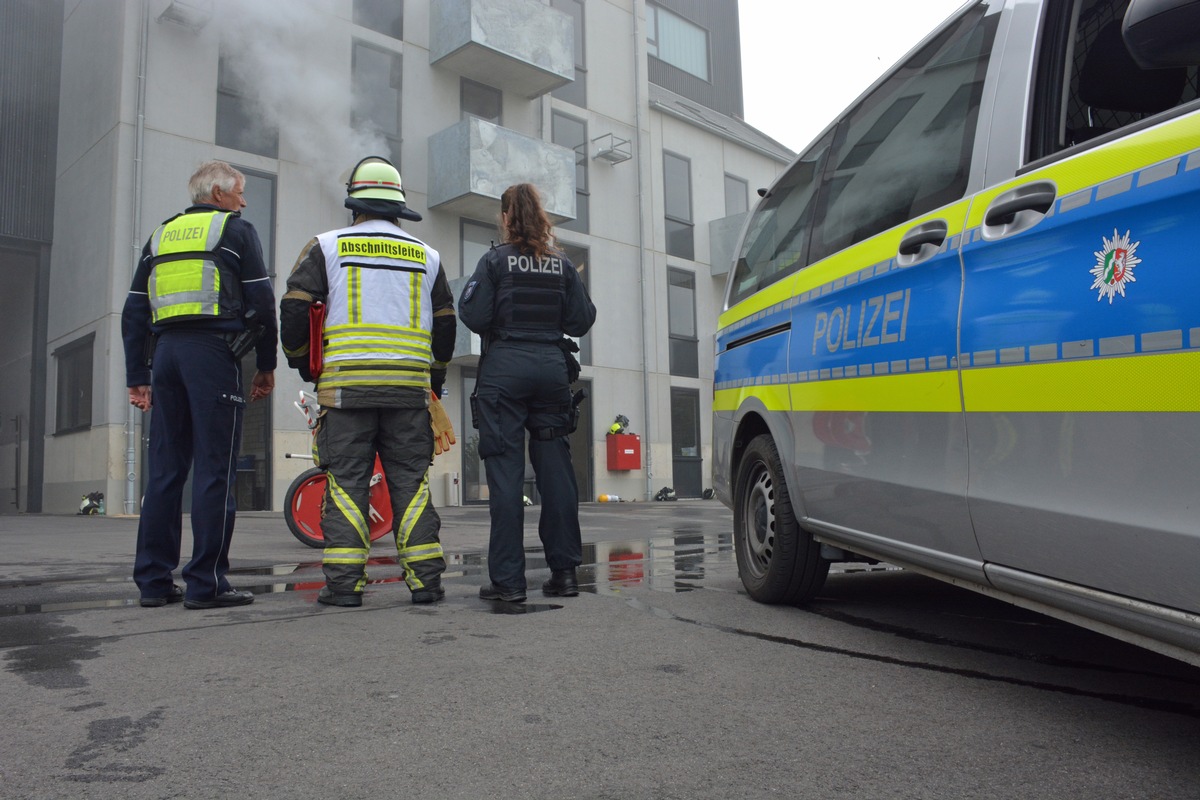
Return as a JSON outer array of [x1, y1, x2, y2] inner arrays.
[[280, 156, 455, 606], [458, 183, 597, 602], [122, 160, 278, 610]]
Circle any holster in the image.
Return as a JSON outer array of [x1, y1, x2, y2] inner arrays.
[[557, 337, 581, 384]]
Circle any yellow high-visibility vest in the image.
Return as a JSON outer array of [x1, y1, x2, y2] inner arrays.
[[148, 210, 233, 324]]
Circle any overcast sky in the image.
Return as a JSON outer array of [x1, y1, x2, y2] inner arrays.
[[738, 0, 969, 153]]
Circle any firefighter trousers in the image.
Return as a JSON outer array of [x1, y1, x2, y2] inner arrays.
[[314, 406, 445, 595]]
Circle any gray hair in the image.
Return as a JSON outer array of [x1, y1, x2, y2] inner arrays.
[[188, 160, 244, 204]]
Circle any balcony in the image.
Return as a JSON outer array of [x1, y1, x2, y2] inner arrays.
[[428, 117, 576, 223], [430, 0, 574, 98], [709, 211, 750, 277]]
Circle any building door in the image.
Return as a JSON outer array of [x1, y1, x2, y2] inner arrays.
[[670, 387, 702, 497]]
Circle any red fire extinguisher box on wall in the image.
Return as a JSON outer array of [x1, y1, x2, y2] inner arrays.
[[606, 433, 641, 471]]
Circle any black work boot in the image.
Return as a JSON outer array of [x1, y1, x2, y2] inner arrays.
[[542, 569, 579, 597], [317, 587, 363, 607], [479, 583, 527, 603], [411, 584, 445, 605]]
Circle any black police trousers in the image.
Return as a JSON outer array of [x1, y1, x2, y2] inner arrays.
[[133, 330, 246, 602], [475, 340, 581, 591]]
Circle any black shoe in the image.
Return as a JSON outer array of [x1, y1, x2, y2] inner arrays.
[[140, 584, 184, 608], [411, 585, 445, 605], [479, 583, 526, 603], [183, 590, 255, 609], [316, 588, 362, 607], [542, 569, 579, 597]]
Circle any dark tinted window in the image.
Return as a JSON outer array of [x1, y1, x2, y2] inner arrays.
[[461, 79, 501, 124], [809, 4, 996, 263], [664, 151, 693, 260], [216, 52, 279, 158], [551, 0, 586, 106], [353, 0, 403, 39], [552, 111, 589, 233], [727, 130, 832, 308], [352, 41, 402, 166], [54, 333, 93, 434], [668, 268, 698, 377]]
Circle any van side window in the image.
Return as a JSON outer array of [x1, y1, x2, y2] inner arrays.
[[1029, 0, 1199, 161], [727, 132, 831, 308], [808, 4, 997, 264]]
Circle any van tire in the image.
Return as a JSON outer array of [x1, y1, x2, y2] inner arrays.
[[733, 434, 828, 604]]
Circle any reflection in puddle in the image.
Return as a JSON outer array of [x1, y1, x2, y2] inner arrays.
[[482, 601, 563, 615], [0, 530, 736, 616]]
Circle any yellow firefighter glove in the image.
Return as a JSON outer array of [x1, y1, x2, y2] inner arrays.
[[429, 391, 456, 456]]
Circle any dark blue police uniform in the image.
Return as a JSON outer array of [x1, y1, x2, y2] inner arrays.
[[458, 243, 596, 592], [121, 204, 277, 604]]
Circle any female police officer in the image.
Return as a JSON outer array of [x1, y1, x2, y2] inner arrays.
[[458, 183, 597, 602]]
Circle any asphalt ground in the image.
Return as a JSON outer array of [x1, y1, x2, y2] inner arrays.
[[2, 501, 1199, 799]]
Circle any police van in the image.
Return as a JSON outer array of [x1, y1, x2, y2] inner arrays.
[[713, 0, 1200, 665]]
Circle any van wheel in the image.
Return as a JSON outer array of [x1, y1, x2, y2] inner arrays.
[[733, 434, 828, 604]]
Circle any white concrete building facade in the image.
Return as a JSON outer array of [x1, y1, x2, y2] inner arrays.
[[9, 0, 792, 514]]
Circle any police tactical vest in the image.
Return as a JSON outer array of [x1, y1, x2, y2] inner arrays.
[[491, 243, 567, 338], [148, 210, 241, 324], [316, 219, 441, 392]]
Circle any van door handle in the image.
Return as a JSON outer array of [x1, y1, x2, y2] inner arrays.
[[981, 182, 1057, 240], [985, 188, 1056, 226], [896, 219, 948, 266]]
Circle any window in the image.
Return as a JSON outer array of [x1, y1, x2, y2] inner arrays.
[[233, 168, 275, 510], [809, 5, 996, 263], [668, 268, 698, 377], [461, 79, 502, 125], [724, 174, 748, 216], [352, 41, 402, 166], [727, 130, 832, 308], [353, 0, 403, 39], [558, 241, 591, 366], [1029, 0, 1199, 160], [216, 51, 279, 158], [647, 4, 709, 81], [462, 219, 496, 278], [551, 0, 586, 107], [238, 168, 276, 277], [552, 111, 589, 234], [663, 151, 693, 260], [54, 333, 93, 434]]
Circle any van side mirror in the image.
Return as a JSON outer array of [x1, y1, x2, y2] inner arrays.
[[1123, 0, 1200, 69]]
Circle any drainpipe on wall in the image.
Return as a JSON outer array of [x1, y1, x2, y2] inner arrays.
[[125, 0, 150, 515], [632, 1, 653, 501]]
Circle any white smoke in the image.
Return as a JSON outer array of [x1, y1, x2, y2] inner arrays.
[[213, 0, 390, 204]]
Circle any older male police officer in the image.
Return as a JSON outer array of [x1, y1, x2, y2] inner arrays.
[[122, 160, 278, 609]]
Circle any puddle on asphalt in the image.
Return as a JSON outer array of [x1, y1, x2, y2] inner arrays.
[[0, 529, 736, 616]]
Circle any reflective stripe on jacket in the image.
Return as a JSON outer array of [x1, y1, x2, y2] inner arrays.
[[317, 219, 441, 392]]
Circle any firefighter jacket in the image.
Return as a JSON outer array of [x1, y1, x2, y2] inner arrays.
[[280, 217, 456, 409], [122, 204, 279, 388], [458, 243, 596, 343]]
